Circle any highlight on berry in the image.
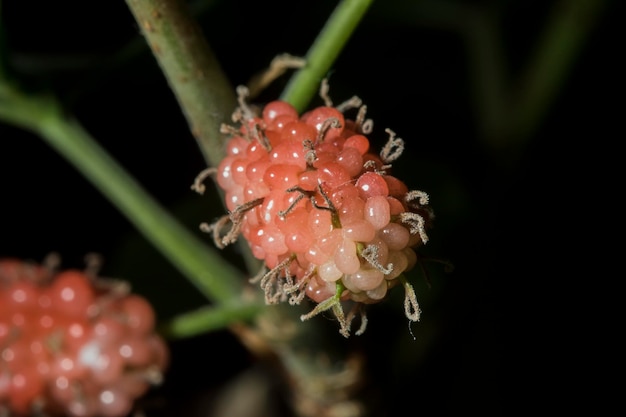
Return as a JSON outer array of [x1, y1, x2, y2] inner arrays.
[[193, 80, 435, 337], [0, 254, 168, 417]]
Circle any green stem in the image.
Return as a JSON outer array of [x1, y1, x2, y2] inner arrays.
[[0, 83, 243, 304], [124, 0, 236, 169], [124, 0, 261, 275], [280, 0, 374, 112], [159, 302, 264, 339]]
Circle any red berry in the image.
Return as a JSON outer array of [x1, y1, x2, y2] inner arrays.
[[344, 134, 370, 155], [279, 121, 317, 144], [262, 100, 298, 123], [226, 135, 249, 156], [336, 147, 364, 177], [356, 171, 389, 199], [89, 347, 124, 385], [50, 352, 88, 380], [3, 281, 39, 311], [364, 195, 391, 230], [269, 141, 307, 170], [303, 106, 345, 140], [117, 336, 153, 367], [0, 258, 169, 416], [90, 316, 126, 349], [203, 86, 435, 337], [97, 387, 132, 417], [48, 270, 95, 318], [120, 295, 156, 336], [216, 156, 238, 190]]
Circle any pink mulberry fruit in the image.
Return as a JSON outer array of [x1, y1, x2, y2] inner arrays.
[[195, 84, 434, 337], [0, 257, 168, 416]]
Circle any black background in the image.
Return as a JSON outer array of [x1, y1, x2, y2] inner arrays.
[[0, 1, 618, 416]]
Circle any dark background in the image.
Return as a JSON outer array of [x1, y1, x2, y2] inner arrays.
[[0, 0, 618, 416]]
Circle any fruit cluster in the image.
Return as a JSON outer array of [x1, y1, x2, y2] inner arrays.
[[195, 85, 434, 337], [0, 258, 168, 417]]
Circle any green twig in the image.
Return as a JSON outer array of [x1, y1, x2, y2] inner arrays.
[[160, 302, 264, 339], [124, 0, 262, 276], [124, 0, 236, 169], [0, 83, 243, 304], [280, 0, 374, 112]]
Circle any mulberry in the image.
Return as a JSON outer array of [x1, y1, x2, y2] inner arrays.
[[0, 257, 168, 416], [195, 83, 434, 337]]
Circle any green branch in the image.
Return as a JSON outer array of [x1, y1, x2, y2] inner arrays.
[[280, 0, 374, 111], [160, 302, 264, 339], [0, 83, 242, 305], [124, 0, 262, 275], [124, 0, 236, 169]]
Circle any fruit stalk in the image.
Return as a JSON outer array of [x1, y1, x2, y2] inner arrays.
[[280, 0, 374, 112]]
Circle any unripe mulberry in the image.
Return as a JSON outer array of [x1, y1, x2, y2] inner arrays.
[[195, 84, 435, 337], [0, 257, 168, 417]]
